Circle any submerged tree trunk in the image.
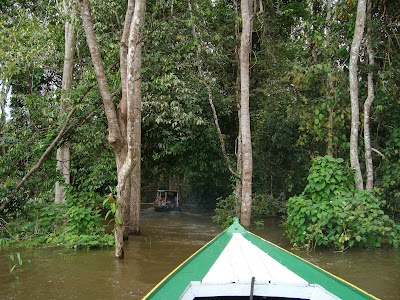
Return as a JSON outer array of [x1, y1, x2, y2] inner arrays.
[[364, 1, 375, 190], [239, 0, 253, 227], [55, 0, 76, 204], [349, 0, 366, 190]]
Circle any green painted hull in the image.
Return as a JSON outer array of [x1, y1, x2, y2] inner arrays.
[[143, 219, 378, 300]]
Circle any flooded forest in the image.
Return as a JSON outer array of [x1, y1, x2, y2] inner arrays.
[[1, 0, 399, 299]]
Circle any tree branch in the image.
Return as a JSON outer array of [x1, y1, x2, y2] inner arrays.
[[372, 147, 385, 158], [0, 108, 76, 212], [78, 0, 122, 150]]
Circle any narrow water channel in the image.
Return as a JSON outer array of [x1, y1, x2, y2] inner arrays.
[[0, 207, 399, 299]]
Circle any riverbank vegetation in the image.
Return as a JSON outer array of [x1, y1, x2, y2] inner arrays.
[[1, 0, 400, 252]]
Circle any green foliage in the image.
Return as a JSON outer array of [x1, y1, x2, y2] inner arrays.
[[213, 192, 285, 228], [377, 128, 400, 218], [251, 193, 286, 218], [285, 156, 400, 250], [0, 188, 114, 249], [8, 252, 24, 274], [52, 187, 114, 249], [213, 193, 237, 229], [253, 220, 264, 228]]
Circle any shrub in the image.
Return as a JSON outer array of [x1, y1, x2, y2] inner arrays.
[[284, 156, 400, 250]]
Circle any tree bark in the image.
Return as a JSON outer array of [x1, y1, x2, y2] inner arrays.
[[118, 0, 134, 239], [364, 1, 374, 190], [349, 0, 366, 190], [233, 0, 242, 219], [239, 0, 253, 227], [0, 81, 10, 156], [55, 0, 76, 204], [127, 0, 145, 235]]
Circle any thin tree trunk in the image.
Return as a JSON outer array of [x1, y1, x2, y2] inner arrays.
[[0, 81, 10, 156], [78, 0, 122, 149], [239, 0, 253, 227], [234, 0, 242, 219], [364, 0, 374, 190], [55, 0, 76, 204], [349, 0, 366, 190], [325, 0, 334, 156]]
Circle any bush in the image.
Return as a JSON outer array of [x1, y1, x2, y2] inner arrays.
[[213, 194, 237, 228], [1, 187, 114, 250], [252, 193, 285, 218], [284, 156, 400, 251]]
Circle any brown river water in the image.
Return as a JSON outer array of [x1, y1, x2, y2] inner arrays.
[[1, 206, 399, 299]]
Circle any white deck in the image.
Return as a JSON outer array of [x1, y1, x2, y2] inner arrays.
[[179, 233, 340, 300], [202, 233, 308, 285]]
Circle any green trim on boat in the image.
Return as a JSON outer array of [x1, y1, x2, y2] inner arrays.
[[143, 218, 378, 300], [244, 232, 377, 300]]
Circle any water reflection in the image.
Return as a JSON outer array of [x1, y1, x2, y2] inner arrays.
[[0, 207, 399, 299]]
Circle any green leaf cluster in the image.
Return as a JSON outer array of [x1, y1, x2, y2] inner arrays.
[[284, 156, 400, 250]]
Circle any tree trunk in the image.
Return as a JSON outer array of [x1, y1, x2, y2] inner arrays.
[[78, 0, 122, 149], [233, 0, 242, 219], [127, 0, 145, 236], [55, 0, 76, 204], [119, 0, 134, 240], [349, 0, 366, 190], [235, 104, 242, 219], [239, 0, 253, 227], [364, 1, 374, 190], [324, 0, 334, 156], [0, 81, 10, 156], [79, 0, 145, 258], [130, 174, 141, 234]]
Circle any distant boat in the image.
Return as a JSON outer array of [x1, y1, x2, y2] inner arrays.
[[143, 218, 378, 300], [153, 189, 180, 212]]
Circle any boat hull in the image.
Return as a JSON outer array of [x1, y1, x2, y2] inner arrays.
[[143, 218, 378, 300]]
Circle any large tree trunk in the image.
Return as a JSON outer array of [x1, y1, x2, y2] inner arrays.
[[364, 0, 375, 190], [128, 0, 145, 235], [79, 0, 145, 258], [55, 0, 76, 204], [349, 0, 366, 190], [239, 0, 253, 227]]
